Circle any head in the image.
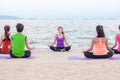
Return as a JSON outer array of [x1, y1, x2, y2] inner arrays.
[[96, 25, 105, 37], [58, 26, 64, 34], [4, 25, 10, 41], [16, 23, 24, 32]]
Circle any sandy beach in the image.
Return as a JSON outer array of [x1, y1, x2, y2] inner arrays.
[[0, 49, 120, 80]]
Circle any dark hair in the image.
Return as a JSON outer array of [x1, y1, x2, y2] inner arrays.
[[4, 25, 10, 41], [96, 25, 105, 37], [16, 23, 24, 32], [58, 26, 64, 34], [119, 25, 120, 29]]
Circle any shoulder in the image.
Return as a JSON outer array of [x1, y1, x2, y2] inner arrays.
[[12, 33, 17, 36], [63, 34, 66, 38], [103, 37, 108, 40], [20, 33, 27, 38], [1, 34, 5, 38], [92, 37, 96, 41], [11, 33, 17, 40], [12, 33, 17, 38], [55, 34, 58, 38], [22, 34, 27, 41], [21, 33, 26, 36], [101, 37, 108, 43], [1, 35, 5, 40], [12, 33, 27, 37], [116, 33, 120, 37]]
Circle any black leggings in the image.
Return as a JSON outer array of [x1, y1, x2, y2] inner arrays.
[[84, 52, 113, 58], [50, 46, 71, 51], [9, 50, 31, 58], [112, 49, 120, 54]]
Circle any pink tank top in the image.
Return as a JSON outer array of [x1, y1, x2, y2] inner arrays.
[[93, 38, 107, 55], [117, 34, 120, 51]]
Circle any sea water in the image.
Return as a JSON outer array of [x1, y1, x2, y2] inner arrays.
[[0, 19, 119, 51]]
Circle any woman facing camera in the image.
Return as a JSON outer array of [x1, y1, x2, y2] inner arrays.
[[82, 25, 113, 58], [111, 25, 120, 54], [48, 26, 71, 52]]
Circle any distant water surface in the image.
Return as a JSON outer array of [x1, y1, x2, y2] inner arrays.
[[0, 20, 119, 51]]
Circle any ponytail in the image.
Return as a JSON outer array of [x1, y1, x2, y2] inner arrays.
[[4, 25, 10, 41], [96, 25, 105, 37], [62, 31, 64, 35]]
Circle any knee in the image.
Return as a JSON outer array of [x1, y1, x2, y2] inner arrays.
[[50, 46, 54, 50], [107, 52, 113, 58], [110, 52, 113, 57], [84, 52, 88, 57], [68, 46, 71, 49], [50, 46, 53, 49], [25, 50, 31, 58], [50, 46, 56, 51], [65, 46, 71, 51], [84, 52, 92, 58], [27, 53, 31, 57], [26, 50, 31, 53]]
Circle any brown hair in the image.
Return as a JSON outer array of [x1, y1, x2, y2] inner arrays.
[[4, 25, 10, 41], [96, 25, 105, 37], [58, 26, 64, 34]]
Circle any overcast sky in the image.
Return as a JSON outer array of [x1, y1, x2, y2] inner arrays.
[[0, 0, 120, 19]]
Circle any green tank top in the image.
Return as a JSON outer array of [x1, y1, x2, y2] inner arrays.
[[12, 33, 26, 57]]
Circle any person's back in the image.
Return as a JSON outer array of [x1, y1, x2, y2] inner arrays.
[[2, 40, 11, 54], [12, 33, 26, 57], [10, 23, 34, 58], [0, 25, 11, 54], [93, 38, 107, 55], [82, 25, 113, 58]]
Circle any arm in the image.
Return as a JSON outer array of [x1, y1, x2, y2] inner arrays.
[[26, 37, 34, 50], [64, 35, 71, 46], [0, 35, 3, 46], [48, 35, 57, 46], [0, 35, 6, 46], [82, 38, 94, 53], [111, 34, 118, 49], [106, 38, 113, 52], [9, 35, 12, 50]]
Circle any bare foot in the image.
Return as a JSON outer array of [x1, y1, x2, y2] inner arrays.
[[60, 49, 65, 52]]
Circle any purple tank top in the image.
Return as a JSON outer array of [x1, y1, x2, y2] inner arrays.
[[117, 34, 120, 51], [56, 34, 65, 47]]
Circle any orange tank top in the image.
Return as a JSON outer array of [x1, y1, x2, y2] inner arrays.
[[93, 38, 107, 55], [1, 40, 11, 54]]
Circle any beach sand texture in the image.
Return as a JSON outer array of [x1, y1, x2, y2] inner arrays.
[[0, 49, 120, 80]]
